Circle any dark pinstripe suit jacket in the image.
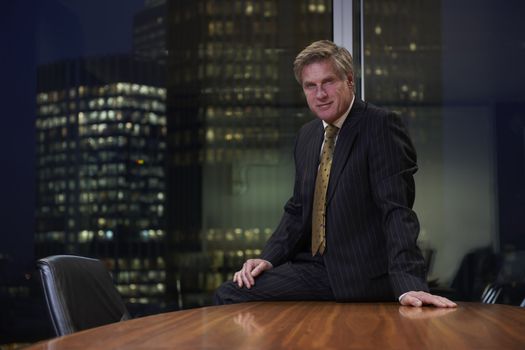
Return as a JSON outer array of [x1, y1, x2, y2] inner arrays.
[[261, 99, 429, 301]]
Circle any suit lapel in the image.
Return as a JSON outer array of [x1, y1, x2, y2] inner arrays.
[[326, 99, 366, 205]]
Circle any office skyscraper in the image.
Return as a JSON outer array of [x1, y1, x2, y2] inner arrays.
[[133, 0, 168, 65], [35, 56, 168, 306], [165, 0, 332, 306]]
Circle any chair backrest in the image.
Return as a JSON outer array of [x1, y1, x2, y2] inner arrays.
[[481, 283, 502, 304], [481, 251, 525, 305], [37, 255, 130, 336]]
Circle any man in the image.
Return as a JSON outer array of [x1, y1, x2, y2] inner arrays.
[[214, 40, 456, 308]]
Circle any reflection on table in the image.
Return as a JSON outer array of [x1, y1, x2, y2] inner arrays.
[[26, 301, 525, 349]]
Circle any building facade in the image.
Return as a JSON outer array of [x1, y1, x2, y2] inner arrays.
[[166, 0, 332, 306], [133, 0, 168, 65], [35, 56, 169, 307]]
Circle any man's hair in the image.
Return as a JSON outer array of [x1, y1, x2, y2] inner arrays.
[[293, 40, 354, 85]]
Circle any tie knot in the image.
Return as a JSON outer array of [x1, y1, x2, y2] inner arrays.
[[325, 124, 339, 139]]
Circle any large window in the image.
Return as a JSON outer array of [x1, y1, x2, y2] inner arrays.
[[336, 0, 525, 294], [3, 1, 332, 345], [165, 0, 332, 307]]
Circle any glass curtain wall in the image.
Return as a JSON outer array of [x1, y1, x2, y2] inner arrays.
[[348, 0, 525, 301], [6, 0, 333, 345], [26, 0, 333, 314], [358, 0, 452, 285], [166, 0, 332, 307]]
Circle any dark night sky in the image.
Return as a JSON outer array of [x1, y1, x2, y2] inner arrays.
[[1, 0, 144, 273]]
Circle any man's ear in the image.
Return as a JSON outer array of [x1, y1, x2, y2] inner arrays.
[[347, 76, 354, 90]]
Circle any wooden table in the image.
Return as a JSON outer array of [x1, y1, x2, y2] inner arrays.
[[27, 302, 525, 349]]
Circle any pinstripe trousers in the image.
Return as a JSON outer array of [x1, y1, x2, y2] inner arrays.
[[213, 252, 334, 305]]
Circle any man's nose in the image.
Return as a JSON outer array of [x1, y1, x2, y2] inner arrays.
[[315, 85, 328, 98]]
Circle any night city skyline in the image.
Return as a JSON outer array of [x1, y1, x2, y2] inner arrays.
[[2, 0, 145, 272], [2, 0, 151, 343]]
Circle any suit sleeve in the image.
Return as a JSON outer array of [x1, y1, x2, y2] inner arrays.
[[368, 113, 429, 297], [260, 137, 305, 267]]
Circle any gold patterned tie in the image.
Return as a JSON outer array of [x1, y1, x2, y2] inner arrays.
[[312, 124, 339, 255]]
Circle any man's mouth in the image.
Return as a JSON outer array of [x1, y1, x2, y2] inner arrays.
[[317, 102, 332, 110]]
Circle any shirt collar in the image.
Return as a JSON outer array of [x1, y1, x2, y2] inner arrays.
[[322, 94, 355, 130]]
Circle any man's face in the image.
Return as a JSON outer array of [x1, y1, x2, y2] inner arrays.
[[301, 60, 354, 124]]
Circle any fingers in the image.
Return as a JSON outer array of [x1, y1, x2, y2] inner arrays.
[[233, 272, 243, 288], [400, 291, 457, 308], [435, 296, 457, 308], [240, 261, 255, 288], [420, 293, 457, 308], [232, 259, 272, 289], [232, 260, 256, 289], [400, 294, 423, 307], [251, 261, 271, 278]]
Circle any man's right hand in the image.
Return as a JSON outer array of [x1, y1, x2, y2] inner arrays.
[[233, 259, 272, 289]]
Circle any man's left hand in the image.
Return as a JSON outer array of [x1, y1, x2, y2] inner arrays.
[[399, 291, 457, 308]]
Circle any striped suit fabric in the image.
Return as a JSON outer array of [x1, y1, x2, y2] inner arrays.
[[214, 99, 428, 304]]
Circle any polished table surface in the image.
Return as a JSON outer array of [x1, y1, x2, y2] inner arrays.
[[27, 302, 525, 349]]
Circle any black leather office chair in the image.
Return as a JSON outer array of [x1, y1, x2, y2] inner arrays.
[[480, 283, 502, 304], [37, 255, 130, 336], [479, 251, 525, 305]]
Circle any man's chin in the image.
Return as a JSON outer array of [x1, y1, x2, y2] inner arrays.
[[316, 114, 338, 124]]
